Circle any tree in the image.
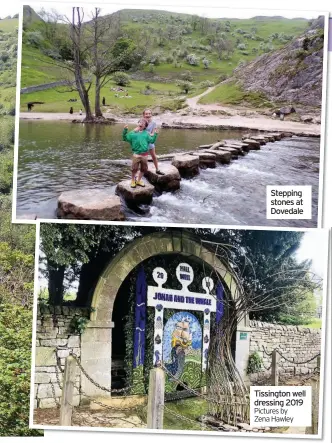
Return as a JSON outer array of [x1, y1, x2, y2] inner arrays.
[[86, 8, 122, 118], [181, 70, 193, 82], [0, 304, 41, 436], [39, 225, 318, 325], [112, 72, 131, 87], [67, 7, 94, 120], [176, 80, 194, 94]]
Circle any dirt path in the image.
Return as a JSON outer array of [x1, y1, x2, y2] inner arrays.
[[19, 110, 321, 136], [185, 86, 237, 115]]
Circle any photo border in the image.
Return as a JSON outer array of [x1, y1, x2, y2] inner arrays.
[[28, 220, 330, 439], [10, 3, 330, 230]]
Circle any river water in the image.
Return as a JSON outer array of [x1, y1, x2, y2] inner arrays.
[[17, 121, 320, 227]]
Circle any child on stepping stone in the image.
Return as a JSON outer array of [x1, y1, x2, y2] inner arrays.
[[134, 109, 165, 175], [123, 119, 158, 188]]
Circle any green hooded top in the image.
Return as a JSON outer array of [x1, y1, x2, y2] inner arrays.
[[122, 128, 158, 155]]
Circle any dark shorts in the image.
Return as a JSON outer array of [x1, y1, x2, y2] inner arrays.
[[132, 154, 148, 174]]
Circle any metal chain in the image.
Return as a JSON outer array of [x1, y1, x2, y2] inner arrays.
[[49, 381, 60, 408], [262, 345, 273, 357], [276, 350, 320, 365], [262, 362, 272, 371], [59, 350, 133, 394], [262, 346, 320, 365]]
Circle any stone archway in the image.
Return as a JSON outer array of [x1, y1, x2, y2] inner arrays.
[[81, 231, 251, 397]]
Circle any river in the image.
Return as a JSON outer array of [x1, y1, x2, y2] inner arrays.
[[17, 121, 320, 227]]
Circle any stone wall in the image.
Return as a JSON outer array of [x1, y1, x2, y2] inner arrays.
[[34, 305, 89, 409], [21, 79, 89, 95], [249, 320, 321, 376]]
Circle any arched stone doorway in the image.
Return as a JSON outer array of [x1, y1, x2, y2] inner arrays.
[[81, 231, 251, 397]]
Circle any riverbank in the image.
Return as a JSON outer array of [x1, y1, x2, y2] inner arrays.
[[19, 111, 321, 136]]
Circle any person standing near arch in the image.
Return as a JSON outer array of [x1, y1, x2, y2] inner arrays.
[[136, 109, 165, 175]]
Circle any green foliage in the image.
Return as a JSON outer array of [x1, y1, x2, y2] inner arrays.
[[112, 71, 131, 87], [181, 70, 194, 82], [0, 149, 13, 193], [247, 352, 263, 374], [69, 316, 89, 334], [0, 304, 41, 436], [176, 80, 194, 94]]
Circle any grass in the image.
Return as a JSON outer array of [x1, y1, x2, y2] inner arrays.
[[20, 10, 309, 90], [0, 18, 18, 32], [20, 79, 188, 115], [199, 80, 273, 107], [302, 319, 322, 329], [20, 46, 69, 87]]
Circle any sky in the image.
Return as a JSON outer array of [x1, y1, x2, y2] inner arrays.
[[24, 1, 324, 21], [296, 230, 328, 279]]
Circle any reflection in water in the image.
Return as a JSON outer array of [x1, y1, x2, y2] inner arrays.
[[17, 121, 320, 227]]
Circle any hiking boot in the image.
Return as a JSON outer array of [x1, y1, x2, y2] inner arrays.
[[156, 169, 165, 175], [136, 180, 145, 187], [131, 180, 136, 188]]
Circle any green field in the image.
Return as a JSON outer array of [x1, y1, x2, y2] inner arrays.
[[20, 7, 310, 113], [20, 46, 67, 87], [199, 80, 273, 107], [303, 319, 322, 329], [20, 79, 189, 114], [0, 18, 17, 115], [0, 17, 18, 32]]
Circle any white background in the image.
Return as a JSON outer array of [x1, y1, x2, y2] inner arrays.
[[2, 0, 331, 441]]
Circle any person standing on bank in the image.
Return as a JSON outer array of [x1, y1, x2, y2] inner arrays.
[[136, 109, 165, 175]]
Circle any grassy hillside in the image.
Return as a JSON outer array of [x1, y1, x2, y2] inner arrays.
[[20, 7, 310, 114], [0, 17, 18, 115], [200, 17, 324, 108]]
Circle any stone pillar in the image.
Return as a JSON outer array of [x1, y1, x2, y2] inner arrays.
[[235, 316, 251, 382], [80, 320, 114, 398]]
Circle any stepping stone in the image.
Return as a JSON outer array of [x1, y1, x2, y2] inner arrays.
[[224, 139, 249, 148], [242, 139, 261, 149], [249, 136, 266, 145], [116, 179, 155, 205], [57, 189, 125, 221], [215, 146, 241, 158], [223, 144, 246, 155], [202, 150, 231, 164], [172, 154, 200, 178], [268, 133, 282, 141], [145, 164, 181, 192], [191, 152, 216, 168], [210, 141, 224, 150], [198, 144, 213, 149]]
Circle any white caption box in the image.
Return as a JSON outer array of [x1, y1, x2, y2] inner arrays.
[[266, 185, 312, 219], [250, 386, 312, 427]]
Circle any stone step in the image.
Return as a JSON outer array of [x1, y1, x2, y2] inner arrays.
[[172, 154, 200, 178], [212, 146, 240, 158], [248, 136, 266, 145], [145, 164, 181, 192], [57, 189, 125, 220], [190, 152, 216, 169], [242, 139, 261, 149], [201, 150, 231, 164], [198, 144, 213, 150], [116, 179, 155, 205], [222, 144, 246, 155], [266, 133, 282, 141]]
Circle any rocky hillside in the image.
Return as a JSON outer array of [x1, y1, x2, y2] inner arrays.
[[230, 16, 325, 108]]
